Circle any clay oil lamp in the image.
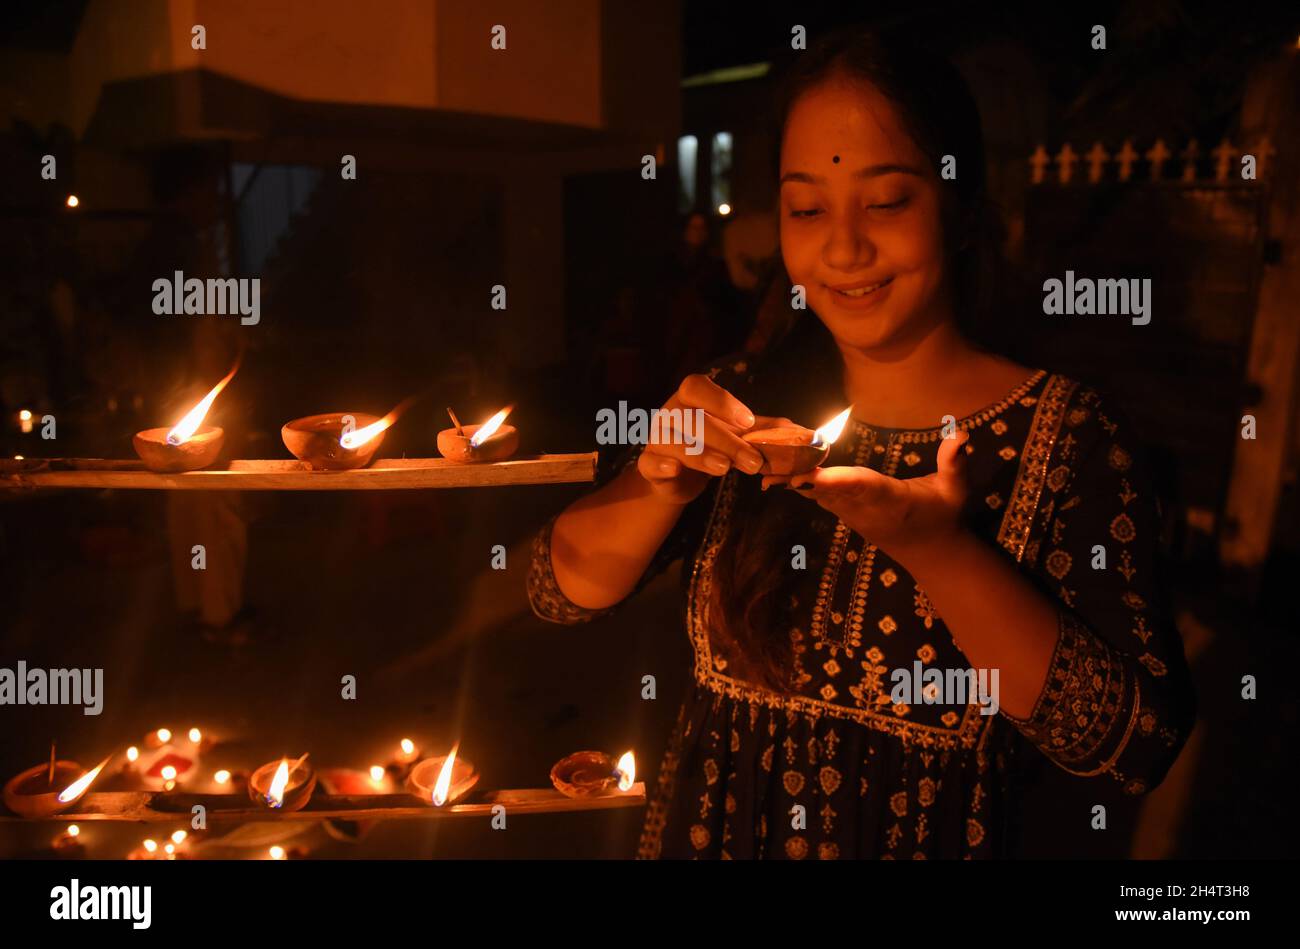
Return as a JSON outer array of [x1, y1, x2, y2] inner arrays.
[[282, 398, 411, 471], [133, 361, 239, 472], [550, 750, 636, 798], [318, 767, 387, 842], [406, 745, 478, 806], [3, 749, 111, 818], [249, 753, 316, 812], [741, 407, 852, 476], [437, 405, 517, 463], [383, 737, 421, 784]]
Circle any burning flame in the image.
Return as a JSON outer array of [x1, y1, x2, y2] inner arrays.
[[431, 745, 459, 806], [57, 756, 110, 804], [167, 361, 240, 446], [615, 751, 636, 792], [811, 407, 853, 448], [339, 398, 414, 450], [265, 759, 291, 808], [400, 738, 416, 758], [469, 405, 514, 448]]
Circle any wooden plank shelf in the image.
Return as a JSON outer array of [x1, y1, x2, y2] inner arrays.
[[0, 784, 646, 823], [0, 453, 597, 491]]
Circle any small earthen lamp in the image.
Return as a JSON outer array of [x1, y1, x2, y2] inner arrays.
[[250, 755, 316, 812], [134, 362, 239, 472], [406, 752, 478, 806], [3, 757, 108, 818], [438, 406, 517, 463], [282, 412, 386, 470], [741, 407, 853, 476], [550, 750, 631, 798]]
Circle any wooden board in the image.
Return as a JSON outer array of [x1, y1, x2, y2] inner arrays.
[[0, 784, 646, 823], [0, 454, 597, 491]]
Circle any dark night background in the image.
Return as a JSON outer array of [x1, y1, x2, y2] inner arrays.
[[1, 0, 1299, 859]]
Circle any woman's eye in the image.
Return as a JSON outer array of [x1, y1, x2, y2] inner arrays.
[[867, 197, 909, 211], [789, 208, 822, 218]]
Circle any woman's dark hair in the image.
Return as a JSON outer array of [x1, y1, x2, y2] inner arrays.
[[706, 25, 1007, 689]]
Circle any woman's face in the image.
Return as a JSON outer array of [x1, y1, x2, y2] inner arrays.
[[779, 76, 952, 354]]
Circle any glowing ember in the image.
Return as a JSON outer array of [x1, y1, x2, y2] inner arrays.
[[265, 759, 291, 808], [811, 407, 853, 448], [166, 361, 240, 446], [431, 746, 459, 806], [57, 756, 110, 804], [469, 405, 514, 448], [615, 751, 636, 792]]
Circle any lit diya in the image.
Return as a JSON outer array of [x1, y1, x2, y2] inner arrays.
[[437, 405, 517, 463], [742, 407, 853, 476], [550, 750, 636, 798], [3, 749, 110, 818], [282, 398, 412, 470], [406, 745, 478, 806], [250, 753, 316, 812], [134, 360, 239, 472]]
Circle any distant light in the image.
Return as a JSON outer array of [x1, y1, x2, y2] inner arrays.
[[18, 409, 33, 433], [160, 765, 177, 781], [369, 765, 385, 783], [13, 455, 22, 461], [718, 203, 732, 215], [268, 845, 286, 860], [65, 195, 79, 208], [188, 727, 202, 743], [67, 825, 80, 837], [156, 728, 171, 744], [171, 830, 187, 844], [143, 839, 158, 853], [213, 769, 231, 785], [126, 746, 139, 762], [18, 409, 31, 421], [164, 843, 175, 855], [681, 62, 771, 89]]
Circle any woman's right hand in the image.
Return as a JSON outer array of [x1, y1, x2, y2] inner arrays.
[[635, 373, 793, 504]]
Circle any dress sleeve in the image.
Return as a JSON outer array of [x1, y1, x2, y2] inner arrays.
[[527, 352, 756, 626], [1002, 385, 1196, 795]]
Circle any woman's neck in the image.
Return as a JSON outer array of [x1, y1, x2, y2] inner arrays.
[[837, 320, 1016, 429]]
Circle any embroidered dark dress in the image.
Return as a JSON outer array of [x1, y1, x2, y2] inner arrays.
[[527, 354, 1195, 859]]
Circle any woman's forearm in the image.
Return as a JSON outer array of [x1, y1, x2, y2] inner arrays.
[[892, 530, 1060, 719], [549, 464, 692, 610]]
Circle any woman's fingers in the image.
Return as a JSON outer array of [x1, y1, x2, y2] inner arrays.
[[788, 465, 889, 500], [645, 412, 765, 474], [675, 374, 757, 430]]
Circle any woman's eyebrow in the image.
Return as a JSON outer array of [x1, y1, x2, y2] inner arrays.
[[779, 163, 923, 185]]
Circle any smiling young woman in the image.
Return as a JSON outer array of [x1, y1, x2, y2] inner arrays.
[[527, 26, 1195, 859]]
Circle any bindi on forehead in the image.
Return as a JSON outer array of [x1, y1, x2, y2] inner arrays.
[[833, 155, 840, 163]]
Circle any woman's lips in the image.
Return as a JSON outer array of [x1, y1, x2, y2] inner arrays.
[[826, 276, 894, 306]]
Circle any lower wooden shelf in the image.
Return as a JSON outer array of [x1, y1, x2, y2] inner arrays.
[[0, 784, 646, 823], [0, 454, 597, 491]]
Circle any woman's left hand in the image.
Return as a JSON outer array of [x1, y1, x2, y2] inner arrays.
[[765, 430, 972, 562]]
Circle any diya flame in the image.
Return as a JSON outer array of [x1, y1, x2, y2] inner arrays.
[[811, 407, 852, 448], [167, 360, 240, 445], [469, 405, 513, 448]]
